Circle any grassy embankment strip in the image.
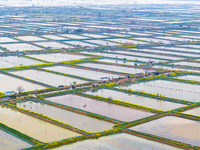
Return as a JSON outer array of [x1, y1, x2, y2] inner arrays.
[[32, 98, 123, 124], [4, 103, 89, 135], [24, 128, 122, 150]]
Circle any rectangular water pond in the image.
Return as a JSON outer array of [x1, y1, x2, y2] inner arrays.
[[176, 75, 200, 82], [130, 116, 200, 147], [171, 61, 200, 68], [17, 101, 114, 133], [81, 51, 167, 63], [0, 129, 32, 150], [0, 43, 43, 51], [43, 66, 122, 80], [96, 58, 144, 66], [78, 63, 147, 75], [85, 89, 185, 111], [152, 65, 200, 73], [34, 41, 72, 49], [27, 53, 89, 62], [110, 51, 183, 60], [84, 40, 120, 46], [53, 133, 182, 150], [0, 56, 44, 67], [117, 80, 200, 102], [10, 69, 88, 87], [183, 107, 200, 117], [0, 106, 80, 143], [47, 94, 155, 122], [0, 74, 45, 93]]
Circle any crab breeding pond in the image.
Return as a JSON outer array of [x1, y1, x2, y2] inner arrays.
[[47, 94, 155, 122], [43, 65, 122, 80], [78, 63, 148, 75], [27, 53, 89, 62], [85, 89, 186, 111], [17, 101, 114, 133], [117, 80, 200, 102], [0, 56, 44, 67], [10, 69, 88, 87], [129, 116, 200, 147], [0, 129, 32, 150], [53, 133, 182, 150], [0, 106, 81, 143], [0, 73, 45, 93]]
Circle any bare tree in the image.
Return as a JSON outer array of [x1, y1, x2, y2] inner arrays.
[[16, 86, 24, 94]]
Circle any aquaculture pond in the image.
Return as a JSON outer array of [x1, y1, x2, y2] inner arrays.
[[43, 66, 121, 80], [27, 53, 89, 62], [60, 34, 87, 39], [16, 36, 47, 41], [96, 58, 144, 66], [0, 74, 45, 93], [0, 56, 44, 67], [131, 48, 198, 58], [65, 41, 97, 47], [10, 69, 88, 87], [0, 106, 81, 143], [107, 38, 147, 44], [47, 94, 155, 122], [0, 43, 43, 51], [85, 89, 185, 111], [53, 133, 182, 150], [183, 107, 200, 117], [152, 65, 200, 73], [84, 40, 120, 46], [109, 51, 182, 60], [130, 116, 200, 147], [78, 63, 147, 75], [17, 101, 114, 133], [155, 46, 200, 53], [82, 33, 108, 38], [0, 37, 18, 43], [0, 129, 32, 150], [171, 62, 200, 68], [117, 80, 200, 102], [176, 75, 200, 82], [81, 51, 167, 63], [34, 41, 72, 49], [41, 35, 68, 40], [135, 37, 170, 44]]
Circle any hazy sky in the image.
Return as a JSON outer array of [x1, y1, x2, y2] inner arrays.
[[0, 0, 199, 6]]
